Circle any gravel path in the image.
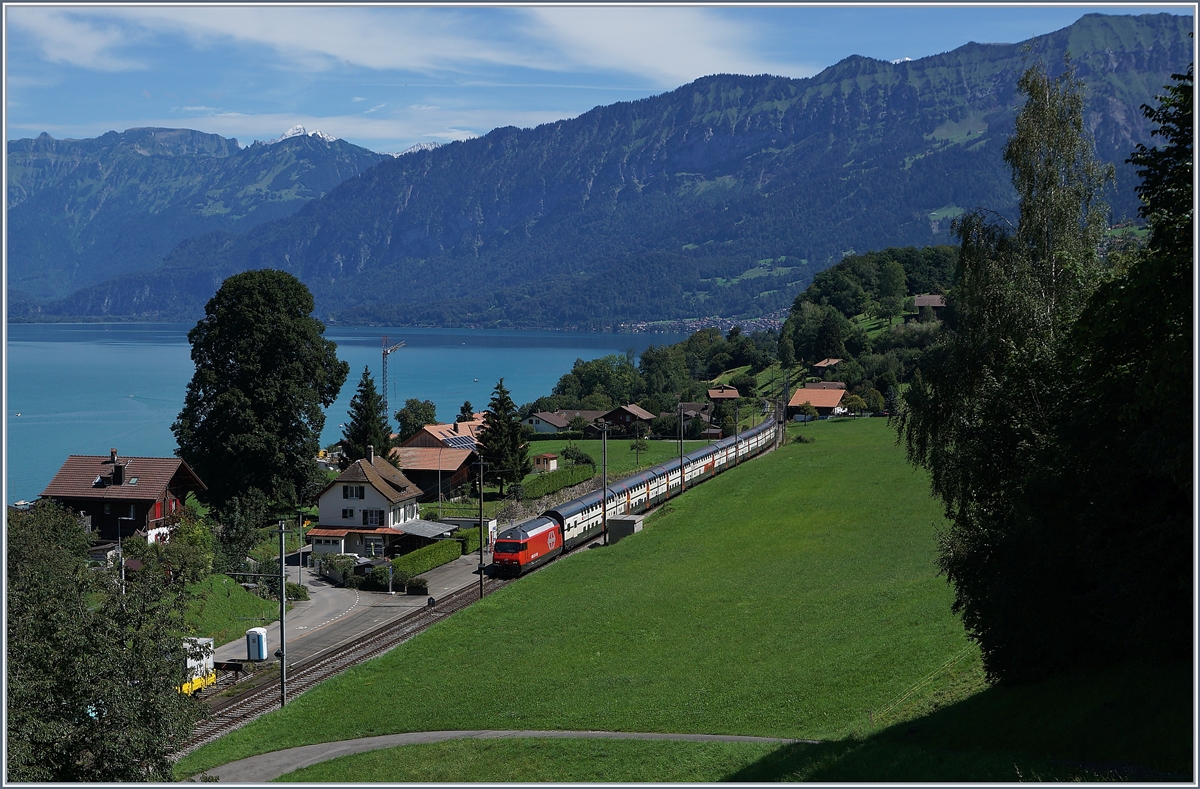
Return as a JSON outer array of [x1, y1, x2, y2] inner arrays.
[[189, 730, 815, 782]]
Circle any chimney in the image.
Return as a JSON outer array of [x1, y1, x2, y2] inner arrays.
[[367, 445, 375, 463], [110, 448, 118, 465], [454, 422, 460, 434]]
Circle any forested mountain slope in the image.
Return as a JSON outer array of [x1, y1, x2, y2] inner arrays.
[[6, 128, 386, 301], [20, 13, 1191, 327]]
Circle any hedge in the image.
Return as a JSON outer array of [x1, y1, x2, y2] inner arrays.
[[391, 539, 462, 579], [452, 527, 481, 555], [527, 431, 583, 442], [522, 464, 596, 500]]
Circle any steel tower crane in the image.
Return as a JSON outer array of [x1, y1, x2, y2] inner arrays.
[[382, 335, 406, 426]]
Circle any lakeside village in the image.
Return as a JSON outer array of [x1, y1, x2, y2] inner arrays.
[[25, 344, 894, 596]]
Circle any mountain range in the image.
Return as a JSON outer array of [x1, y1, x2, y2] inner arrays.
[[7, 13, 1192, 329], [7, 127, 385, 304]]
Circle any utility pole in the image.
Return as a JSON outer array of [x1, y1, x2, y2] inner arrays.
[[276, 521, 289, 709], [599, 420, 610, 545], [678, 401, 685, 493], [734, 400, 741, 466], [381, 336, 406, 425], [477, 460, 488, 600]]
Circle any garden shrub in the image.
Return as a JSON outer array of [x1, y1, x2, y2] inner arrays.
[[285, 582, 309, 601], [407, 576, 429, 594]]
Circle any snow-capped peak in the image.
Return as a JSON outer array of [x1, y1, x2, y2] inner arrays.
[[265, 125, 339, 145], [890, 56, 913, 64], [385, 141, 442, 157]]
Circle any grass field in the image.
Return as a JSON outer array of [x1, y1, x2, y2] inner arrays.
[[185, 574, 280, 647], [178, 420, 1192, 781]]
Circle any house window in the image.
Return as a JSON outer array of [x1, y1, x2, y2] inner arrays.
[[362, 509, 384, 527], [343, 485, 364, 499], [342, 508, 355, 519]]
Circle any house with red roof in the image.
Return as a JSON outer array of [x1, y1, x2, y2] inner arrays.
[[788, 387, 846, 417], [40, 448, 206, 544]]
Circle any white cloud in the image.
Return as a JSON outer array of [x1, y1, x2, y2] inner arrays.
[[8, 9, 145, 71], [91, 7, 552, 74], [521, 7, 810, 85], [181, 106, 218, 112], [10, 6, 810, 85], [352, 96, 368, 103], [364, 104, 387, 114]]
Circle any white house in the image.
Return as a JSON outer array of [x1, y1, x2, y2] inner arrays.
[[309, 447, 424, 559]]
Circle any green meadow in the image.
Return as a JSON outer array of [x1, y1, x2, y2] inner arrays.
[[178, 419, 1191, 781]]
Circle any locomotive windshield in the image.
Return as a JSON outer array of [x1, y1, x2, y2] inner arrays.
[[494, 541, 525, 554]]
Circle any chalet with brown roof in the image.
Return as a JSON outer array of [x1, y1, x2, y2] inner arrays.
[[707, 384, 741, 400], [390, 446, 476, 502], [312, 446, 429, 559], [813, 358, 844, 370], [522, 411, 570, 433], [804, 381, 847, 390], [600, 404, 655, 436], [41, 448, 206, 544], [402, 415, 485, 450], [788, 387, 846, 417]]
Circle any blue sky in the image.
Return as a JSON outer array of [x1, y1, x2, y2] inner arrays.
[[5, 4, 1193, 154]]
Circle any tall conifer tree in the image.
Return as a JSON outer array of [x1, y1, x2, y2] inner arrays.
[[341, 367, 396, 468], [476, 378, 530, 495]]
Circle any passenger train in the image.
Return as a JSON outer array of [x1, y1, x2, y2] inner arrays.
[[492, 417, 777, 575]]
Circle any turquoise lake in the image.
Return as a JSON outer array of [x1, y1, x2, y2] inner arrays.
[[5, 323, 688, 505]]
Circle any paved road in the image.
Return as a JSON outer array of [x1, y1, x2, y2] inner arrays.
[[195, 730, 811, 782], [212, 551, 491, 666]]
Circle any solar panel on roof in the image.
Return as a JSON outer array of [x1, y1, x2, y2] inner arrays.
[[443, 435, 476, 449]]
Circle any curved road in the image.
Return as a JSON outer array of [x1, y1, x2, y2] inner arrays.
[[195, 730, 814, 782]]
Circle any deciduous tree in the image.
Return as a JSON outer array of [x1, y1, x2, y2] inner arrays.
[[172, 269, 348, 510], [895, 58, 1128, 683], [7, 502, 201, 781], [394, 398, 438, 444]]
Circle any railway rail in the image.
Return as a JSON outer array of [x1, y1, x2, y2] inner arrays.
[[177, 426, 781, 760], [178, 575, 513, 757]]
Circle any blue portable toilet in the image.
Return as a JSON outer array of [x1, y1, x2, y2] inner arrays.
[[246, 627, 268, 661]]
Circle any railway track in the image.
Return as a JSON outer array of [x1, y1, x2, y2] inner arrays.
[[177, 575, 513, 758]]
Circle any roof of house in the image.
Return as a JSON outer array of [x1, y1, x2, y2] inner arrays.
[[526, 411, 570, 429], [551, 409, 607, 424], [604, 404, 655, 421], [41, 451, 206, 502], [307, 527, 397, 538], [707, 384, 741, 400], [402, 418, 484, 450], [533, 452, 558, 460], [813, 358, 844, 368], [804, 381, 846, 390], [914, 294, 947, 308], [394, 519, 455, 539], [321, 456, 423, 504], [390, 446, 475, 473], [789, 388, 846, 409]]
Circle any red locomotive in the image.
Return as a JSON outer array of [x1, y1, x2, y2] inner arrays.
[[492, 516, 563, 577]]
